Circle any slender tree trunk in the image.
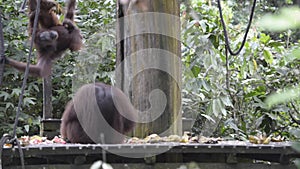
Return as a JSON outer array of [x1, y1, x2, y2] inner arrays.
[[116, 0, 182, 138]]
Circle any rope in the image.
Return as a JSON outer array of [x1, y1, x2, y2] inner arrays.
[[217, 0, 256, 105], [217, 0, 257, 56], [13, 0, 40, 141], [0, 11, 5, 86], [0, 0, 41, 168]]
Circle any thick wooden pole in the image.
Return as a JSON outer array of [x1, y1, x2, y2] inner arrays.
[[117, 0, 182, 138]]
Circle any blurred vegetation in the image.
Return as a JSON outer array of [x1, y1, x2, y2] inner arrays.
[[0, 0, 299, 142]]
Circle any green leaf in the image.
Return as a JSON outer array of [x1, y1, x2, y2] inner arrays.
[[12, 88, 21, 96], [201, 114, 216, 123], [32, 84, 40, 92], [259, 33, 271, 44], [268, 41, 283, 48], [24, 125, 30, 133], [286, 47, 300, 62], [217, 98, 226, 116], [23, 97, 36, 106], [245, 86, 266, 98], [263, 49, 273, 64], [265, 86, 300, 108], [0, 91, 10, 101], [258, 6, 300, 32], [228, 122, 239, 131], [225, 119, 239, 131], [191, 66, 201, 77], [291, 48, 300, 59], [212, 99, 218, 117], [220, 96, 233, 107], [202, 80, 211, 91], [5, 103, 14, 110], [212, 99, 225, 117]]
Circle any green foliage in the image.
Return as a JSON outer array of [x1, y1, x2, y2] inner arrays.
[[0, 0, 116, 136], [265, 86, 300, 108], [260, 7, 300, 109], [181, 0, 300, 139], [258, 7, 300, 32], [257, 6, 300, 167], [0, 0, 43, 136]]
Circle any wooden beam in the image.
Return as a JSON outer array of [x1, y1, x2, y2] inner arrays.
[[4, 163, 298, 169]]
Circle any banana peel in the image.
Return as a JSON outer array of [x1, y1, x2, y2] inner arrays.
[[249, 134, 284, 144]]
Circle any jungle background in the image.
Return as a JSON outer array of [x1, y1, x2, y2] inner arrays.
[[0, 0, 299, 143]]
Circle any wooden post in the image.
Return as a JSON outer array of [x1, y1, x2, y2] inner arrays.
[[43, 76, 52, 119], [40, 75, 55, 138], [116, 0, 182, 138]]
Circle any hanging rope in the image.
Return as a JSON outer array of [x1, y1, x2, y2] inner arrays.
[[0, 11, 5, 86], [13, 0, 41, 142], [0, 0, 41, 168], [217, 0, 256, 102], [217, 0, 257, 56]]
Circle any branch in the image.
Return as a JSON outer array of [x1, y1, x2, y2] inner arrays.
[[289, 102, 300, 125]]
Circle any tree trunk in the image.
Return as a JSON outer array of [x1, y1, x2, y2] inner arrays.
[[294, 0, 300, 6], [116, 0, 182, 138]]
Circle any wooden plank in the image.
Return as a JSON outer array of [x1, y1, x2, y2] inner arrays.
[[2, 142, 299, 166], [3, 142, 297, 156], [4, 163, 298, 169]]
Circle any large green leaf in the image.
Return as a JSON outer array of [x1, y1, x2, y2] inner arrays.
[[265, 86, 300, 108], [258, 6, 300, 31], [263, 49, 274, 65]]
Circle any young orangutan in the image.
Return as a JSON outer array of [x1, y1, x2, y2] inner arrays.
[[60, 83, 137, 144], [4, 0, 82, 77], [28, 0, 61, 35]]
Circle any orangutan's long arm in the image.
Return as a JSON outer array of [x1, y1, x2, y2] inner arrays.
[[6, 57, 53, 77]]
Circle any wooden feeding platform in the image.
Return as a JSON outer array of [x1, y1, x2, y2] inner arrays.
[[2, 141, 300, 169]]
